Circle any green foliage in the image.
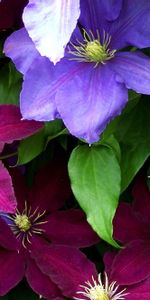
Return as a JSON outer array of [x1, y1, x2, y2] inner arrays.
[[17, 120, 67, 165], [68, 140, 121, 247], [115, 97, 150, 192], [0, 62, 22, 105]]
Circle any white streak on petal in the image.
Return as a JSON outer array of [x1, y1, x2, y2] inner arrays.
[[23, 0, 80, 64]]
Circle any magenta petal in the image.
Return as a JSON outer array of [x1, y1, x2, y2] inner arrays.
[[0, 105, 43, 142], [56, 63, 128, 143], [0, 218, 18, 250], [132, 175, 150, 224], [28, 157, 71, 212], [103, 251, 117, 275], [33, 244, 97, 298], [4, 28, 40, 75], [125, 277, 150, 300], [23, 0, 80, 64], [110, 240, 150, 285], [113, 202, 149, 244], [0, 161, 16, 213], [26, 257, 63, 300], [0, 249, 25, 296], [43, 209, 99, 247]]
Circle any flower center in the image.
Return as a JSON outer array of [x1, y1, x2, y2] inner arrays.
[[75, 273, 128, 300], [88, 285, 108, 300], [68, 30, 116, 66], [14, 214, 31, 232]]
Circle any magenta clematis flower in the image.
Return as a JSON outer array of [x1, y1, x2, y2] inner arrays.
[[0, 158, 99, 299], [75, 174, 150, 300], [4, 0, 150, 143], [0, 104, 43, 213], [101, 173, 150, 299]]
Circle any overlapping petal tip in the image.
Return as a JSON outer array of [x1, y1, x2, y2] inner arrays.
[[23, 0, 80, 64], [4, 28, 40, 75], [109, 52, 150, 95], [0, 105, 43, 142], [32, 244, 97, 298], [26, 258, 63, 300]]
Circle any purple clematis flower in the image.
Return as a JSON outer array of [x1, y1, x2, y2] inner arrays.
[[4, 0, 150, 143], [0, 158, 99, 299]]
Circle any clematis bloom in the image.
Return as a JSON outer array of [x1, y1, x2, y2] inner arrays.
[[0, 158, 99, 299], [102, 173, 150, 299], [4, 0, 150, 143]]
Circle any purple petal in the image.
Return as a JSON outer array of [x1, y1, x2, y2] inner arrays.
[[80, 0, 122, 34], [0, 105, 43, 142], [110, 240, 150, 285], [20, 57, 58, 120], [33, 244, 97, 298], [26, 257, 63, 300], [23, 0, 80, 64], [132, 175, 150, 224], [113, 202, 149, 244], [42, 209, 99, 248], [56, 63, 128, 143], [0, 218, 18, 250], [110, 0, 150, 49], [0, 248, 25, 296], [4, 28, 40, 75], [110, 52, 150, 94], [0, 161, 16, 213]]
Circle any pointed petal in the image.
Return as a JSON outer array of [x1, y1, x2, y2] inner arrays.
[[56, 64, 128, 143], [4, 28, 40, 75], [33, 244, 97, 299], [23, 0, 80, 64], [0, 161, 16, 213], [43, 209, 99, 247], [0, 105, 43, 142], [26, 258, 63, 300], [111, 240, 150, 285], [113, 202, 149, 244], [110, 0, 150, 49], [110, 52, 150, 95], [0, 249, 25, 296]]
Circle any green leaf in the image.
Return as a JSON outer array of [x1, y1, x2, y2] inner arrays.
[[17, 129, 45, 165], [0, 62, 22, 105], [68, 144, 121, 247], [115, 97, 150, 192]]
